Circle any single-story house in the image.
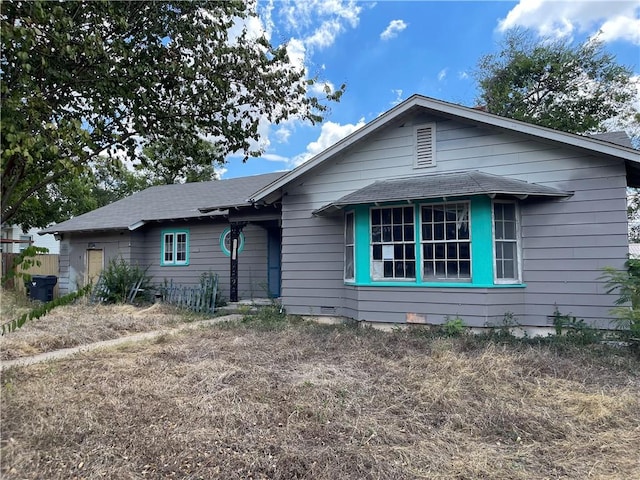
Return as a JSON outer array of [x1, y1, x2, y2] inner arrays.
[[43, 95, 640, 329]]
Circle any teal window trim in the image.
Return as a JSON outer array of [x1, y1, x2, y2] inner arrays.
[[220, 227, 245, 257], [161, 229, 190, 266], [349, 196, 522, 288], [344, 211, 355, 281]]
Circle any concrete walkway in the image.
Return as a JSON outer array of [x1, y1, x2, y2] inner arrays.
[[0, 314, 243, 371]]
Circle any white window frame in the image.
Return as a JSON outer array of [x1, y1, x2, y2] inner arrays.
[[162, 230, 189, 266], [370, 205, 416, 281], [420, 202, 472, 282], [492, 200, 522, 284], [344, 211, 355, 281]]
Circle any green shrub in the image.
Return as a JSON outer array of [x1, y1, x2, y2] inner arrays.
[[602, 259, 640, 340], [101, 257, 151, 304], [442, 316, 465, 336]]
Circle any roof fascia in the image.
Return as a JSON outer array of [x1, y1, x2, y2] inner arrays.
[[250, 95, 639, 203]]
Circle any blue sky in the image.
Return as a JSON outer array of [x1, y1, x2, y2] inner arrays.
[[220, 0, 640, 179]]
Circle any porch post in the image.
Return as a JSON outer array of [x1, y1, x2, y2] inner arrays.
[[229, 222, 247, 302]]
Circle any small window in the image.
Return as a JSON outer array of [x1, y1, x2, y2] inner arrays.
[[370, 206, 416, 280], [345, 211, 355, 281], [161, 230, 189, 266], [414, 124, 436, 168], [493, 201, 520, 283], [220, 227, 245, 257], [19, 235, 32, 252]]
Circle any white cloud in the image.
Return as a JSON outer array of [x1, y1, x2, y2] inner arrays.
[[498, 0, 640, 44], [214, 165, 228, 179], [599, 14, 640, 44], [278, 0, 363, 50], [261, 153, 290, 163], [437, 68, 448, 82], [458, 71, 470, 80], [380, 19, 408, 40], [274, 126, 292, 144], [292, 118, 366, 166], [390, 89, 404, 106]]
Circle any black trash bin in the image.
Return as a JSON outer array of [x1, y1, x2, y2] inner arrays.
[[27, 275, 58, 302]]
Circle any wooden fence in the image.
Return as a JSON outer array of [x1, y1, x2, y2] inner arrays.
[[1, 253, 60, 298], [160, 274, 218, 314]]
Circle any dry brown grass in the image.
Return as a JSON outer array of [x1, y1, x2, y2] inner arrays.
[[2, 319, 639, 479], [0, 290, 191, 360]]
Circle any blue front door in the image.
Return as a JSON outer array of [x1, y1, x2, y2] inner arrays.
[[267, 227, 281, 297]]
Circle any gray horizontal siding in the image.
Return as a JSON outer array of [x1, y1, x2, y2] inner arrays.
[[142, 221, 270, 301], [279, 113, 630, 328]]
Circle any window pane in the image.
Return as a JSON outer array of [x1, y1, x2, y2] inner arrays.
[[372, 226, 381, 243], [435, 244, 445, 259], [394, 261, 405, 277], [502, 203, 516, 221], [164, 234, 174, 263], [434, 207, 444, 222], [459, 261, 471, 277], [382, 209, 392, 224], [422, 206, 432, 223], [393, 208, 403, 224], [503, 259, 515, 278], [405, 244, 415, 260], [434, 223, 444, 240], [422, 224, 432, 241], [504, 221, 516, 240], [176, 233, 187, 262], [406, 261, 416, 278], [384, 261, 393, 277], [373, 244, 382, 260], [345, 213, 354, 240], [345, 246, 354, 279], [403, 207, 411, 222], [405, 225, 414, 242], [447, 243, 457, 259], [372, 209, 381, 225], [393, 225, 403, 241], [382, 225, 392, 242]]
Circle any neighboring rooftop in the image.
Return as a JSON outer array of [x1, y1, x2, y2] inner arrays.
[[41, 172, 285, 234], [589, 131, 634, 149]]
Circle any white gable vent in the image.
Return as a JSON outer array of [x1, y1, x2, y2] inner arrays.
[[414, 124, 436, 168]]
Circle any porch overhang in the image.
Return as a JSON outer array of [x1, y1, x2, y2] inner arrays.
[[312, 171, 573, 216]]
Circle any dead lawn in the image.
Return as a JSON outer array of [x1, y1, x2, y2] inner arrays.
[[0, 289, 193, 360], [2, 316, 639, 480]]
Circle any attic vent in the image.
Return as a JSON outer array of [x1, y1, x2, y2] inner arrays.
[[414, 124, 436, 168]]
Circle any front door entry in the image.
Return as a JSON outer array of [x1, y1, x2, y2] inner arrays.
[[86, 249, 104, 285], [267, 228, 281, 297]]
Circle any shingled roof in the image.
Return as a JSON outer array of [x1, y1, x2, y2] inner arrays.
[[41, 172, 285, 234], [313, 171, 573, 216]]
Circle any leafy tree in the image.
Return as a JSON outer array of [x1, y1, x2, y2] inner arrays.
[[475, 30, 638, 134], [1, 0, 342, 229], [136, 137, 219, 185]]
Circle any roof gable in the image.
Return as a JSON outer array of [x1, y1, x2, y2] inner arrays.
[[250, 95, 640, 204]]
